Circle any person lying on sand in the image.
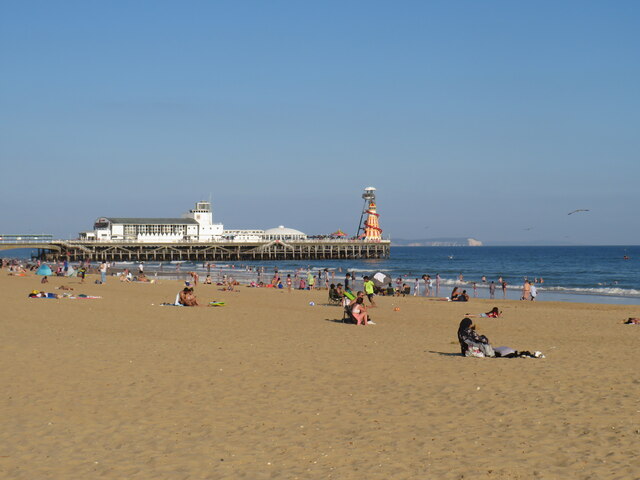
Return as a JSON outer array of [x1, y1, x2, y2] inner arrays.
[[465, 307, 502, 318], [28, 290, 59, 299], [623, 317, 640, 325]]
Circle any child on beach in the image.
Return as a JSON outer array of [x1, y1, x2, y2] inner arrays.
[[363, 276, 377, 307]]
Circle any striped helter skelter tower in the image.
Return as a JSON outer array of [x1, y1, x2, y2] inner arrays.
[[364, 201, 382, 240]]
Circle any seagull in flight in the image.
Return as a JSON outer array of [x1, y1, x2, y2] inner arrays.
[[568, 209, 590, 215]]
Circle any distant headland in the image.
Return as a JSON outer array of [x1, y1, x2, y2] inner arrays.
[[392, 237, 483, 247]]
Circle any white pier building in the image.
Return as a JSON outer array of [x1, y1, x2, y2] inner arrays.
[[79, 201, 307, 243]]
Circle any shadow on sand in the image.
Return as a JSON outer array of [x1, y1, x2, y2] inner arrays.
[[427, 350, 463, 357]]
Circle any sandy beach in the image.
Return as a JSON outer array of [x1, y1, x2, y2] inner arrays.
[[1, 272, 638, 479]]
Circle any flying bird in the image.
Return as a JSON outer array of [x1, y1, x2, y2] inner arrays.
[[568, 209, 590, 215], [524, 227, 534, 231]]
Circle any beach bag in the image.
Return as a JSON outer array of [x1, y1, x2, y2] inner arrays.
[[465, 342, 495, 358], [466, 345, 485, 357], [480, 343, 495, 357]]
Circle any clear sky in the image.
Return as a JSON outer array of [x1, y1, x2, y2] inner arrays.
[[1, 1, 638, 244]]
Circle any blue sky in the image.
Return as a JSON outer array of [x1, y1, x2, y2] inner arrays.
[[1, 1, 638, 244]]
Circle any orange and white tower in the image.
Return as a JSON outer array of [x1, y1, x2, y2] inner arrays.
[[356, 187, 383, 241], [364, 201, 382, 240]]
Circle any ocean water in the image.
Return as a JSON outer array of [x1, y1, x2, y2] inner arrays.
[[111, 246, 640, 305]]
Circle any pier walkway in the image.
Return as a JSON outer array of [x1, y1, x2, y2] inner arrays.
[[1, 235, 390, 261]]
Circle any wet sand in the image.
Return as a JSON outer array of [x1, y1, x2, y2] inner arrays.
[[1, 273, 638, 479]]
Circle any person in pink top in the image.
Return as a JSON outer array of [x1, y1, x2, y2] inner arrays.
[[350, 297, 370, 326]]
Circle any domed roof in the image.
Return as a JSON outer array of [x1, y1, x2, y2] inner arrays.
[[264, 225, 306, 236]]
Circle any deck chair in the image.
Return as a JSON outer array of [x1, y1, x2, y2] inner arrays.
[[328, 289, 342, 305], [342, 305, 357, 324]]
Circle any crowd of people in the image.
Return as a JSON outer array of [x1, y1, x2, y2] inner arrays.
[[5, 256, 556, 357]]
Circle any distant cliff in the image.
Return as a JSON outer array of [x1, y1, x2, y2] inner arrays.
[[392, 238, 483, 247]]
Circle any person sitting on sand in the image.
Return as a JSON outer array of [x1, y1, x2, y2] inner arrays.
[[455, 290, 470, 302], [350, 297, 371, 326], [41, 276, 49, 284], [120, 269, 131, 282], [450, 287, 460, 301], [204, 275, 212, 285], [328, 284, 342, 302], [457, 318, 495, 357], [179, 287, 200, 306], [465, 307, 502, 318], [386, 282, 395, 296]]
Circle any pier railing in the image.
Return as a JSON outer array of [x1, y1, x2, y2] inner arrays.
[[0, 234, 53, 244]]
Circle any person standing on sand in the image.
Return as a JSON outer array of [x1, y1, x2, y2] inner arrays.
[[286, 274, 292, 293], [489, 281, 496, 299], [502, 280, 508, 299], [521, 280, 531, 301], [78, 265, 86, 284], [530, 282, 537, 301], [363, 276, 377, 307], [436, 273, 441, 295], [413, 278, 420, 296], [99, 261, 107, 284], [344, 272, 352, 291]]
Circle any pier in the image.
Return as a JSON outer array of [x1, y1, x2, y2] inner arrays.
[[2, 188, 392, 262], [1, 237, 390, 262]]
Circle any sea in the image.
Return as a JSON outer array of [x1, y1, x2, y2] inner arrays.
[[110, 246, 640, 305]]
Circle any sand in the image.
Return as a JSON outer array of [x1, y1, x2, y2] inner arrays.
[[1, 272, 638, 479]]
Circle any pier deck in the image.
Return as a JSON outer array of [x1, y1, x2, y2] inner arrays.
[[33, 239, 390, 262]]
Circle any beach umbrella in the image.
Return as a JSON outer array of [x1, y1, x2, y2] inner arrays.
[[36, 264, 52, 276], [371, 271, 391, 287]]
